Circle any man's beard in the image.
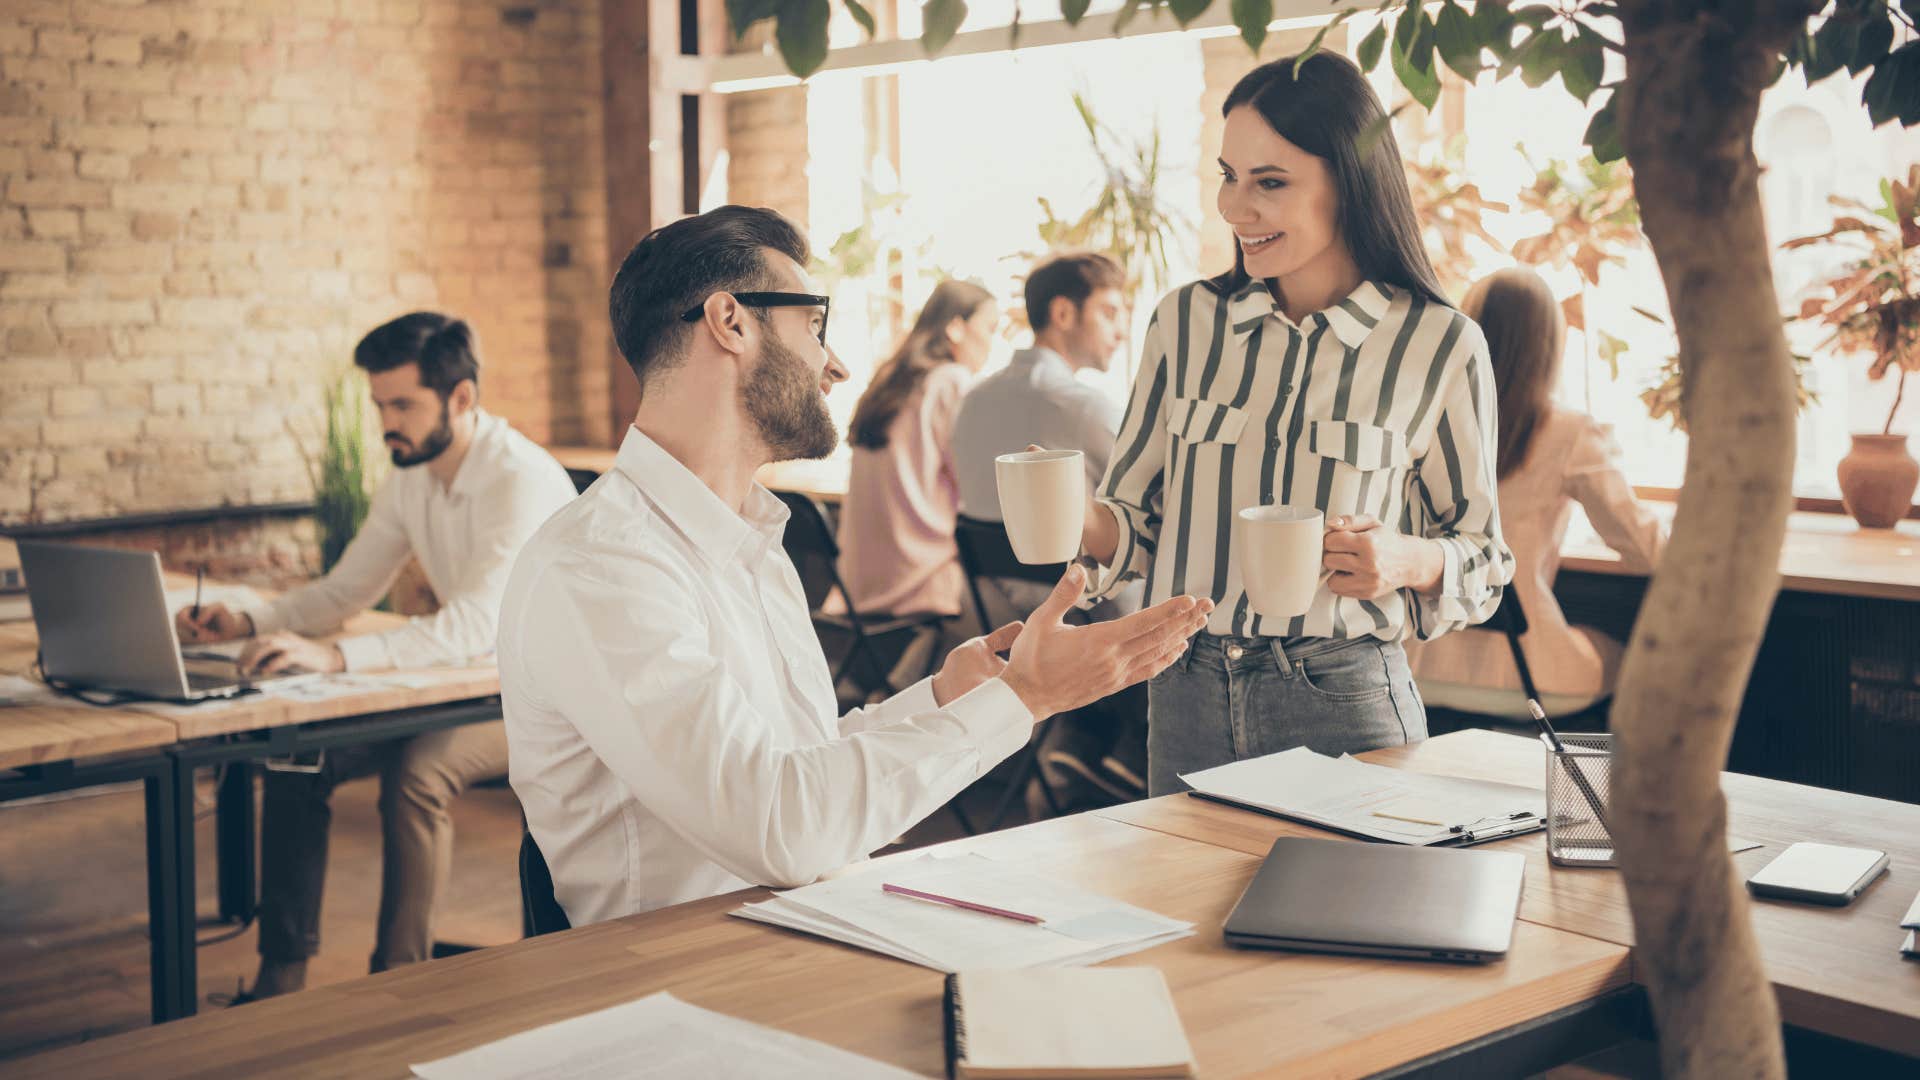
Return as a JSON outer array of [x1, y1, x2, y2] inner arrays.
[[386, 399, 455, 467], [743, 334, 837, 462]]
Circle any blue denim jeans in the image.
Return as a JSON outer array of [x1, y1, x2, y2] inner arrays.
[[1145, 633, 1427, 796]]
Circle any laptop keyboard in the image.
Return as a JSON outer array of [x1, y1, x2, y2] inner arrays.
[[186, 671, 241, 691]]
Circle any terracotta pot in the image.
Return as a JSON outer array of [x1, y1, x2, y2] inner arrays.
[[1836, 433, 1919, 528]]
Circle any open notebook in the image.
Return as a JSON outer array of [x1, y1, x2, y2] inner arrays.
[[943, 968, 1196, 1079]]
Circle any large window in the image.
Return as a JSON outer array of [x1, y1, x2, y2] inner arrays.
[[720, 11, 1919, 505]]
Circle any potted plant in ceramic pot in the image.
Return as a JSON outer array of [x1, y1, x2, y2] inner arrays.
[[1785, 165, 1920, 529]]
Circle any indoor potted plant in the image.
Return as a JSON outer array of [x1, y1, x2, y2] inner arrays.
[[1785, 165, 1920, 528]]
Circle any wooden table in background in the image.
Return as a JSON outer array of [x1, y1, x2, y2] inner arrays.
[[12, 812, 1631, 1080], [1554, 505, 1920, 803], [0, 587, 503, 1025], [1096, 729, 1920, 1060]]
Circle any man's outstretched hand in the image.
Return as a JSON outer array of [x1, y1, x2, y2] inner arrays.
[[997, 564, 1211, 719]]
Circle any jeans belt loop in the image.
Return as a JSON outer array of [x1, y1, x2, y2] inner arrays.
[[1267, 637, 1296, 679]]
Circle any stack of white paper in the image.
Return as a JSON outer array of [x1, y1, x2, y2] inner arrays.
[[734, 853, 1194, 972], [1181, 747, 1546, 845], [410, 992, 916, 1079]]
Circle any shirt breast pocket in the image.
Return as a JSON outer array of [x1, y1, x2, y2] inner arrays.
[[1167, 398, 1250, 446], [1309, 420, 1411, 474], [1308, 420, 1411, 520]]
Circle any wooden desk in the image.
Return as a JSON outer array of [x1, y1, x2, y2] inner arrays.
[[0, 591, 503, 1024], [1095, 729, 1920, 1058], [548, 445, 851, 505], [12, 812, 1630, 1079], [0, 619, 178, 768]]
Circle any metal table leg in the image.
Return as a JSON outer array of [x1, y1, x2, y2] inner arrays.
[[215, 761, 255, 924]]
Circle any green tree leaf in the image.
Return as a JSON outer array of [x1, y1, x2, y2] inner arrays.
[[1561, 29, 1606, 103], [1863, 41, 1920, 126], [775, 0, 831, 76], [1510, 3, 1555, 29], [922, 0, 967, 55], [1519, 28, 1564, 88], [1295, 8, 1356, 72], [845, 0, 876, 37], [1356, 22, 1387, 72], [1849, 13, 1895, 74], [1583, 89, 1624, 163], [1061, 0, 1092, 25], [1392, 14, 1441, 110], [1807, 13, 1858, 83], [1169, 0, 1209, 27], [1232, 0, 1273, 54], [1435, 1, 1482, 80]]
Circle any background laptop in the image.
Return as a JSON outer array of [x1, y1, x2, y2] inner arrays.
[[19, 540, 301, 702], [1223, 836, 1526, 963]]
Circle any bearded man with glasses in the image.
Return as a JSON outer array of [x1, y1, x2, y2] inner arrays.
[[496, 205, 1212, 925]]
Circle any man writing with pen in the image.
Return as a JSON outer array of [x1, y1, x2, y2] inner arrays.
[[172, 313, 576, 1000]]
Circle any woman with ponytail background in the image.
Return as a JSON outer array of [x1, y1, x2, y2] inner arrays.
[[1074, 53, 1515, 794]]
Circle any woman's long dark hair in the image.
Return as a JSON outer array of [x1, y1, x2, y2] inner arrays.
[[1207, 52, 1449, 309], [1463, 267, 1564, 479], [848, 280, 994, 449]]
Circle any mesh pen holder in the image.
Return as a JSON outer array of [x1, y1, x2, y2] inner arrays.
[[1544, 732, 1615, 868]]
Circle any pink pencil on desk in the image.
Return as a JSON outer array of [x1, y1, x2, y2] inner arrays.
[[880, 883, 1045, 925]]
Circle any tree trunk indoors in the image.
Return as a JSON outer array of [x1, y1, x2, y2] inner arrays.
[[1610, 3, 1821, 1076]]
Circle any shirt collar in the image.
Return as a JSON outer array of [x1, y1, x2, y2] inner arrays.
[[444, 410, 501, 500], [613, 425, 789, 567], [1226, 279, 1394, 350], [1012, 346, 1073, 380]]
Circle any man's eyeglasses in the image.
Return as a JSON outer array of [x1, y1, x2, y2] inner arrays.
[[680, 291, 830, 345]]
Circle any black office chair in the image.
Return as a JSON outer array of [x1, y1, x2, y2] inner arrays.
[[519, 829, 571, 937], [774, 490, 950, 705], [952, 514, 1075, 833], [565, 468, 599, 495]]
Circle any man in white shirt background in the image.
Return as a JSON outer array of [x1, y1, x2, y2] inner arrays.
[[949, 252, 1150, 804], [176, 312, 576, 998], [498, 205, 1210, 927]]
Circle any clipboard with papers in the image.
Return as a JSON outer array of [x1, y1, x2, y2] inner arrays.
[[1180, 747, 1547, 847]]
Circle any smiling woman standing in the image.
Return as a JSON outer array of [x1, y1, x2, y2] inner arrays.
[[1078, 53, 1515, 795]]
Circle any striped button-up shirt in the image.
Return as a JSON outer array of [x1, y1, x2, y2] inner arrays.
[[1090, 277, 1513, 642]]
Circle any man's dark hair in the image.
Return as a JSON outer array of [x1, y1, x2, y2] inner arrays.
[[609, 205, 810, 395], [1024, 252, 1124, 332], [353, 312, 481, 400]]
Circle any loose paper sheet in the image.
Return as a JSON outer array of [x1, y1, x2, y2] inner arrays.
[[410, 992, 917, 1080]]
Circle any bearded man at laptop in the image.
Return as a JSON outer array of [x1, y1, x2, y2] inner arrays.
[[174, 313, 576, 999]]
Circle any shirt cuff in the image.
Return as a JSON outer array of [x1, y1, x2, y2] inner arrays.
[[888, 676, 940, 719], [941, 677, 1036, 766], [334, 634, 390, 673]]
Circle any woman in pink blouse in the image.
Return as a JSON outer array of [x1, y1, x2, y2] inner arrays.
[[1408, 268, 1666, 705], [837, 281, 1000, 619]]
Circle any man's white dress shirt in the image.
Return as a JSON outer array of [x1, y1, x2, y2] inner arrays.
[[499, 427, 1035, 927], [245, 409, 576, 671]]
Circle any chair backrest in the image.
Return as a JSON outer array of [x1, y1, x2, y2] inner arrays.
[[519, 829, 571, 937], [954, 515, 1069, 636], [1483, 588, 1541, 703], [954, 515, 1067, 585], [774, 489, 846, 613]]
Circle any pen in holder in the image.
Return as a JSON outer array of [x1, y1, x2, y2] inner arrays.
[[1544, 732, 1615, 867]]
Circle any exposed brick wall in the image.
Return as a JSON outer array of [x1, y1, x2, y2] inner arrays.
[[724, 24, 807, 227], [1, 0, 613, 527]]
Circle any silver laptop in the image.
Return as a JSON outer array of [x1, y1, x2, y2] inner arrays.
[[19, 540, 298, 702], [1223, 836, 1526, 963]]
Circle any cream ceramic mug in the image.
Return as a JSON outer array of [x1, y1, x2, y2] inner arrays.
[[1236, 505, 1332, 618], [994, 450, 1087, 564]]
